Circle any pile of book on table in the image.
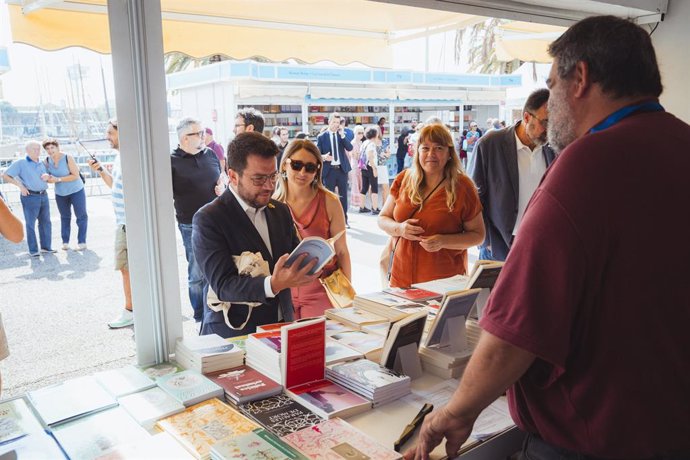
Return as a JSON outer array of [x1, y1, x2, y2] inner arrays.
[[326, 358, 411, 407], [175, 333, 245, 373]]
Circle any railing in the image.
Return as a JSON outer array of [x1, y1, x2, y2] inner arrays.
[[0, 177, 111, 205]]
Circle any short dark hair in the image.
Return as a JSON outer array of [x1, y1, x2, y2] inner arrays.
[[364, 126, 379, 140], [294, 131, 308, 139], [523, 88, 550, 114], [548, 15, 662, 99], [42, 138, 59, 149], [227, 132, 278, 175], [236, 107, 265, 133]]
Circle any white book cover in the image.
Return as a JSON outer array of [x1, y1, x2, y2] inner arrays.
[[52, 407, 149, 460], [0, 396, 44, 444], [94, 365, 156, 398], [412, 274, 469, 294], [326, 359, 410, 393], [28, 375, 117, 426], [325, 340, 364, 365], [118, 387, 186, 430], [176, 334, 242, 358], [157, 370, 224, 406], [0, 431, 65, 459], [97, 432, 195, 459]]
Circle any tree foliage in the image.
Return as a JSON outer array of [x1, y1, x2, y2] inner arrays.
[[455, 18, 522, 74]]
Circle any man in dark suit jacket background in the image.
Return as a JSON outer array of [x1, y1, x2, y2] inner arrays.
[[192, 132, 319, 337], [317, 112, 353, 226], [468, 88, 556, 261]]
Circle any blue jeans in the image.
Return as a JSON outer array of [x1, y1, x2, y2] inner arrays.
[[20, 193, 52, 253], [55, 188, 88, 245], [178, 223, 207, 321], [479, 244, 496, 261]]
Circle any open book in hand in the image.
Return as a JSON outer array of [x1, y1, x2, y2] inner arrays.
[[286, 229, 346, 275]]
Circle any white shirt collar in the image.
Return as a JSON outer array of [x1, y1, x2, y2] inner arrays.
[[514, 132, 542, 154]]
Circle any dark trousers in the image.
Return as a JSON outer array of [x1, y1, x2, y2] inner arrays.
[[521, 433, 690, 460], [323, 167, 349, 219], [55, 188, 88, 245]]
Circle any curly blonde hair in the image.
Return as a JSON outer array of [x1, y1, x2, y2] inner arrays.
[[400, 124, 463, 212]]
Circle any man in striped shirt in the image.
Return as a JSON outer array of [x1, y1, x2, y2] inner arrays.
[[89, 118, 133, 329]]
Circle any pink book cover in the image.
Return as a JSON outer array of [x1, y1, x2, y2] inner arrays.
[[289, 380, 367, 417], [283, 418, 401, 460]]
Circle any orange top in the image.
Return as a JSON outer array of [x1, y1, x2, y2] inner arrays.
[[389, 170, 482, 288]]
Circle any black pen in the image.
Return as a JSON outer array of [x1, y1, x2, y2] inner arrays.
[[393, 403, 434, 452]]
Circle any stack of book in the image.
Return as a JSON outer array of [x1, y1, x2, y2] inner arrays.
[[325, 340, 364, 365], [466, 317, 482, 349], [175, 334, 245, 374], [328, 330, 385, 362], [326, 359, 411, 406], [0, 396, 55, 455], [418, 289, 481, 379], [207, 365, 282, 406], [157, 369, 224, 406], [325, 307, 390, 330], [281, 319, 371, 420], [418, 346, 473, 379], [351, 292, 417, 322], [245, 330, 282, 383]]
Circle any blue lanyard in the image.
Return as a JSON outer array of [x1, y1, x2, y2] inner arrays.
[[589, 101, 664, 133]]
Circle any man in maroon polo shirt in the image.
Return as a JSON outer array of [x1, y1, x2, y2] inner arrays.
[[405, 15, 690, 460]]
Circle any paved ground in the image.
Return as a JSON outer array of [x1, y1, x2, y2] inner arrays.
[[0, 190, 476, 399]]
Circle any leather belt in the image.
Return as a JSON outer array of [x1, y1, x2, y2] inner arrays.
[[331, 164, 342, 169], [27, 190, 46, 195]]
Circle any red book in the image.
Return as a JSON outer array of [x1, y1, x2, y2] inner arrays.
[[384, 287, 442, 301], [281, 318, 370, 419], [207, 365, 282, 405]]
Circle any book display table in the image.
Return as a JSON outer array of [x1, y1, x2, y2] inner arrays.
[[350, 373, 522, 459]]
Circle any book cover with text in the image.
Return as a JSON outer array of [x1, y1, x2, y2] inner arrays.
[[239, 393, 322, 437]]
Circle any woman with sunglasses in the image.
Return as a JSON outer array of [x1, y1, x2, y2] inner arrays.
[[274, 140, 352, 319], [42, 138, 88, 250]]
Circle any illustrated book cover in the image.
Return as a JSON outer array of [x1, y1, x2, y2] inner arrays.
[[156, 398, 260, 460], [283, 418, 402, 460], [157, 369, 224, 406], [210, 428, 308, 460]]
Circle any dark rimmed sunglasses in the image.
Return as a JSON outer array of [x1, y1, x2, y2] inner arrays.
[[287, 158, 319, 173]]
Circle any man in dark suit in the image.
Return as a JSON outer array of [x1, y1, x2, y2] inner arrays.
[[468, 88, 557, 261], [192, 132, 319, 337], [316, 112, 353, 225]]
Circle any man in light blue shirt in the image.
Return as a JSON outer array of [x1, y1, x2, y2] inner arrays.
[[2, 141, 55, 257]]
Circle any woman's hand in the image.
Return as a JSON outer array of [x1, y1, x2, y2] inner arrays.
[[399, 218, 424, 241], [419, 234, 445, 252]]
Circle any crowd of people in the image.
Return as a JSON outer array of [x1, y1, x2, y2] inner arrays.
[[1, 14, 688, 459]]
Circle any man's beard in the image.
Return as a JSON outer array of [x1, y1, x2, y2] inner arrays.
[[547, 97, 578, 153], [237, 181, 272, 208]]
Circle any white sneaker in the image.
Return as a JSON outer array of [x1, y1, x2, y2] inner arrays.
[[77, 243, 87, 251], [61, 243, 69, 251], [108, 309, 134, 329]]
